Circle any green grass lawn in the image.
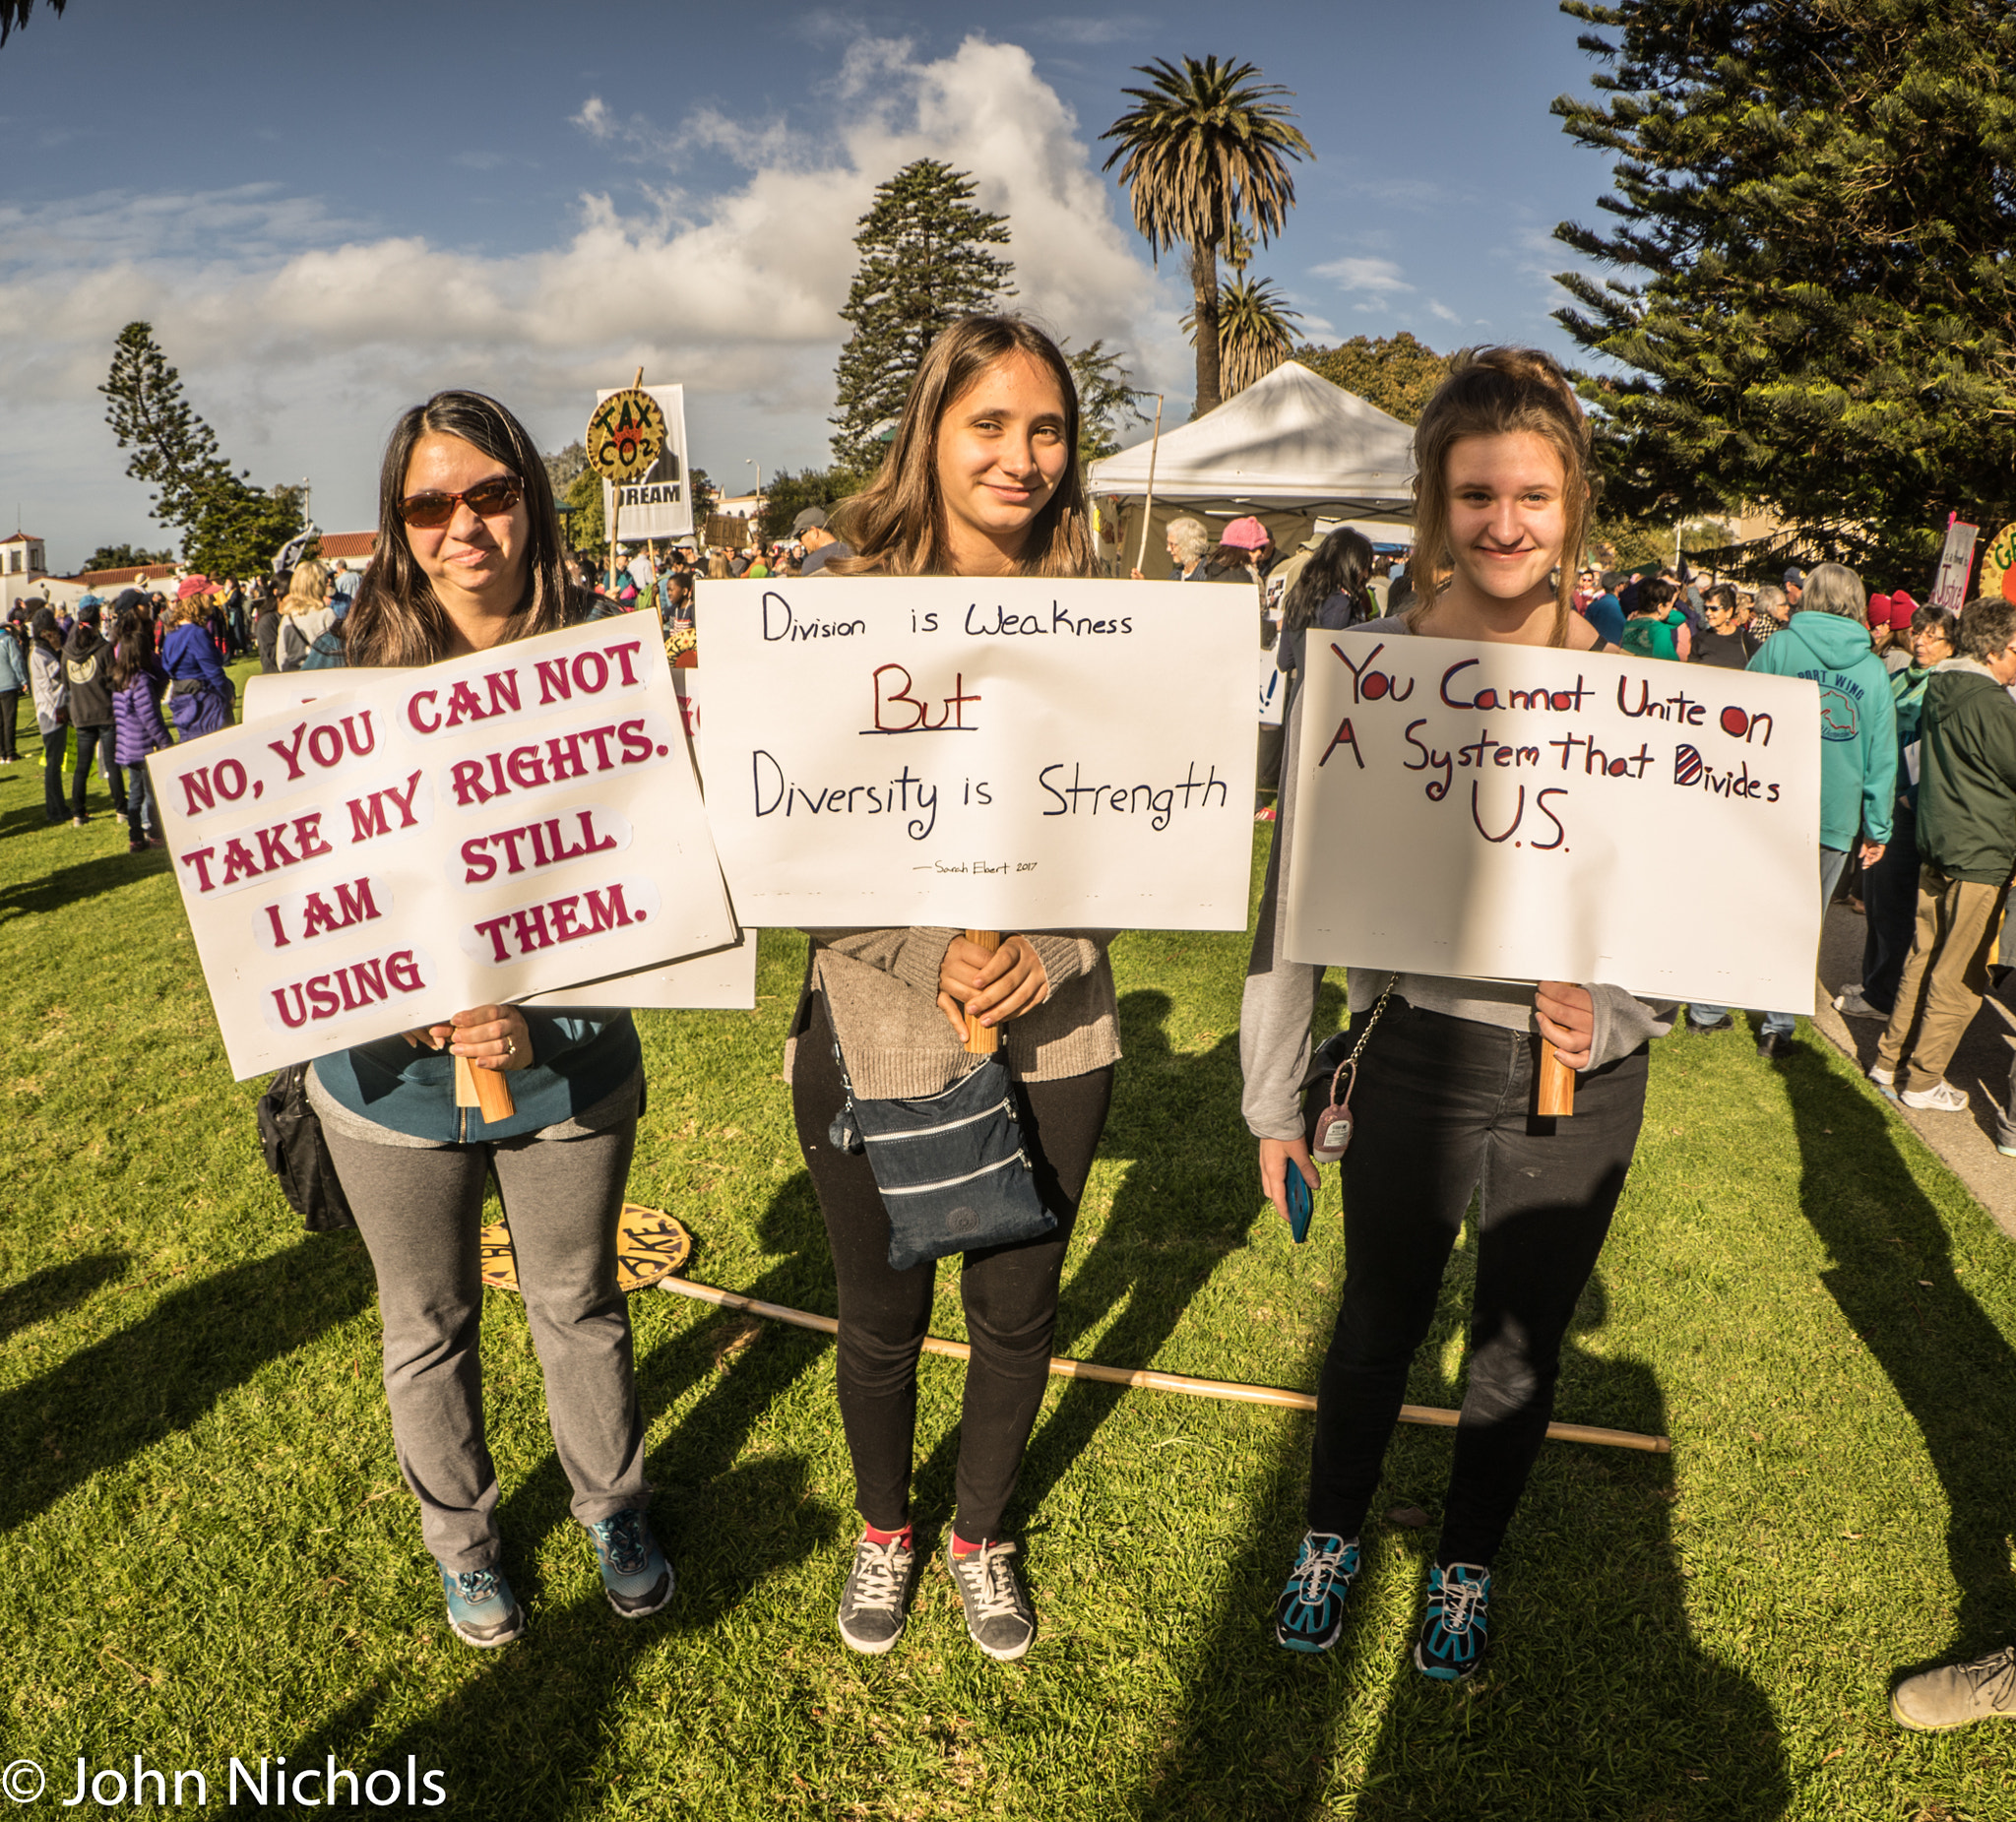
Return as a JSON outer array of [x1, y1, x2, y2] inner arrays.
[[5, 687, 2016, 1819]]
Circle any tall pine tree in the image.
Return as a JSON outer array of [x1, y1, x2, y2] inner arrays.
[[829, 160, 1014, 471], [100, 321, 304, 578], [1552, 0, 2016, 576]]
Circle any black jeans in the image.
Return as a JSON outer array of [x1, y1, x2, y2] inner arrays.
[[792, 990, 1112, 1541], [1861, 796, 1917, 1015], [0, 689, 18, 762], [1306, 1000, 1648, 1566], [71, 722, 122, 817], [41, 723, 68, 822]]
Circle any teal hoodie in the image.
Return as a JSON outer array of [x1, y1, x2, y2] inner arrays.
[[1746, 610, 1897, 848]]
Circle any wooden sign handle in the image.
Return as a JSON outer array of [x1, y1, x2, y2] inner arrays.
[[455, 1054, 518, 1123], [1537, 1040, 1575, 1117], [964, 929, 1002, 1055]]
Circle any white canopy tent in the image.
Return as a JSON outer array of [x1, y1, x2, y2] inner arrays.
[[1088, 361, 1417, 572]]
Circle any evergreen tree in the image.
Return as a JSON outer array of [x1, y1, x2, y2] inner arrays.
[[1552, 0, 2016, 575], [82, 543, 175, 573], [99, 321, 304, 578], [1065, 341, 1151, 467], [1295, 332, 1453, 424], [830, 160, 1014, 471]]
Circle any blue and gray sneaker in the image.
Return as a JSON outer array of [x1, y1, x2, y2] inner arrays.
[[438, 1563, 526, 1648], [585, 1510, 675, 1619], [1273, 1530, 1360, 1653], [1414, 1562, 1491, 1682]]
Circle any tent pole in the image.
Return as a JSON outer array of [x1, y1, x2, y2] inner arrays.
[[1133, 395, 1165, 575]]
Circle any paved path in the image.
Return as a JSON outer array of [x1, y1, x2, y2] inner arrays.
[[1808, 901, 2016, 1239]]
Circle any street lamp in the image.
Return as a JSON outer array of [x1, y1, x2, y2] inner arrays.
[[745, 459, 763, 549]]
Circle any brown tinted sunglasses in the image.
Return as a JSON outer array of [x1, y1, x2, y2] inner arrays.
[[398, 474, 524, 529]]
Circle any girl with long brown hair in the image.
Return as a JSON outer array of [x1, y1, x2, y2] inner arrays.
[[802, 315, 1111, 1664], [1242, 347, 1670, 1680]]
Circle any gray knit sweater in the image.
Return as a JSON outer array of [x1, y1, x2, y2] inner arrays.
[[1240, 614, 1673, 1142], [793, 928, 1120, 1099]]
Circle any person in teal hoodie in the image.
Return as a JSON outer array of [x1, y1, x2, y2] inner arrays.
[[1683, 562, 1896, 1056]]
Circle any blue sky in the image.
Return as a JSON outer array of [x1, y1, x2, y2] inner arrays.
[[0, 0, 1617, 567]]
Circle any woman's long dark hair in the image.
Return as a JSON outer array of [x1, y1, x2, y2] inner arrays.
[[109, 609, 154, 690], [829, 315, 1095, 579], [1283, 528, 1376, 634], [343, 390, 581, 666]]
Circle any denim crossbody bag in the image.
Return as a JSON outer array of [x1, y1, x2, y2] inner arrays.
[[828, 1046, 1053, 1271]]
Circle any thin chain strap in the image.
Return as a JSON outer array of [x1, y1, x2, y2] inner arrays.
[[1326, 976, 1396, 1108]]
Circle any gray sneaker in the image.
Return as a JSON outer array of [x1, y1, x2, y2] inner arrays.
[[1892, 1645, 2016, 1730], [837, 1531, 914, 1655], [946, 1537, 1035, 1662]]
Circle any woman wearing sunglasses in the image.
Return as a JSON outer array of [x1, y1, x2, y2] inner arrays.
[[305, 391, 668, 1648]]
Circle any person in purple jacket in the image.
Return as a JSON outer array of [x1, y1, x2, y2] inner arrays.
[[159, 601, 234, 740], [109, 610, 172, 851]]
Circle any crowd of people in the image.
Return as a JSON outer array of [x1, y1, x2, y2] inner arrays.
[[8, 318, 2014, 1739]]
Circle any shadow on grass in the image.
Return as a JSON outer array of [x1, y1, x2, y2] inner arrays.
[[273, 1170, 844, 1816], [0, 1251, 127, 1344], [1131, 1274, 1791, 1822], [0, 847, 169, 918], [995, 988, 1264, 1528], [0, 1235, 373, 1535], [1783, 1041, 2016, 1673]]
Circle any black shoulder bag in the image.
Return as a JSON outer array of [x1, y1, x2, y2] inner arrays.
[[256, 1064, 358, 1232]]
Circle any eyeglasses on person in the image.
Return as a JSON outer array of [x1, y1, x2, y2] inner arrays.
[[398, 475, 524, 529]]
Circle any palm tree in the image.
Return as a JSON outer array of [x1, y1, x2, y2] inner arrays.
[[1187, 276, 1305, 399], [0, 0, 64, 44], [1102, 56, 1311, 418]]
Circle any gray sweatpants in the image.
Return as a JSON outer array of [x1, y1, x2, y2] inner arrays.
[[323, 1116, 648, 1570]]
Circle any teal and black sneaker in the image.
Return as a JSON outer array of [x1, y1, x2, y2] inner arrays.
[[585, 1510, 675, 1620], [438, 1563, 527, 1648], [1273, 1531, 1360, 1654], [1414, 1562, 1491, 1682]]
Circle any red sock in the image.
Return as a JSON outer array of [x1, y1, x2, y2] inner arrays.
[[950, 1532, 986, 1557], [862, 1521, 912, 1547]]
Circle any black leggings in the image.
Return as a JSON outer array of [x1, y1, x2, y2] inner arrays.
[[1305, 1000, 1648, 1566], [793, 991, 1112, 1540]]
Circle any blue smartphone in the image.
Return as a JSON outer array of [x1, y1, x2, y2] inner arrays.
[[1287, 1166, 1314, 1244]]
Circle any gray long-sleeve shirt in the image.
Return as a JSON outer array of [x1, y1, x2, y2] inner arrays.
[[1239, 614, 1673, 1142]]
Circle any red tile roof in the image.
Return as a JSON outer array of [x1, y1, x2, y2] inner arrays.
[[318, 531, 378, 561]]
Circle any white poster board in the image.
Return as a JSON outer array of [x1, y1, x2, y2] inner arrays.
[[238, 663, 754, 1015], [1259, 648, 1286, 728], [599, 383, 693, 541], [1283, 631, 1824, 1008], [1930, 518, 1980, 614], [159, 618, 736, 1078], [702, 578, 1257, 928]]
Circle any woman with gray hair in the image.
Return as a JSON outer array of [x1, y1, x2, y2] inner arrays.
[[1131, 515, 1210, 582], [1683, 560, 1895, 1055]]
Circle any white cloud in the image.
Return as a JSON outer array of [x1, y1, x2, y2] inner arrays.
[[1426, 298, 1461, 324], [0, 35, 1172, 563], [1313, 255, 1414, 299]]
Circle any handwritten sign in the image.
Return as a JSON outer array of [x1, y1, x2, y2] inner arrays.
[[701, 577, 1256, 928], [1930, 518, 1981, 614], [1283, 632, 1823, 1008], [158, 618, 736, 1078], [597, 383, 692, 541]]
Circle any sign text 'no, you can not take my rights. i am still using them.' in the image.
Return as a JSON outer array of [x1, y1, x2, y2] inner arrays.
[[1284, 629, 1826, 1013], [155, 617, 735, 1078], [699, 577, 1259, 931]]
